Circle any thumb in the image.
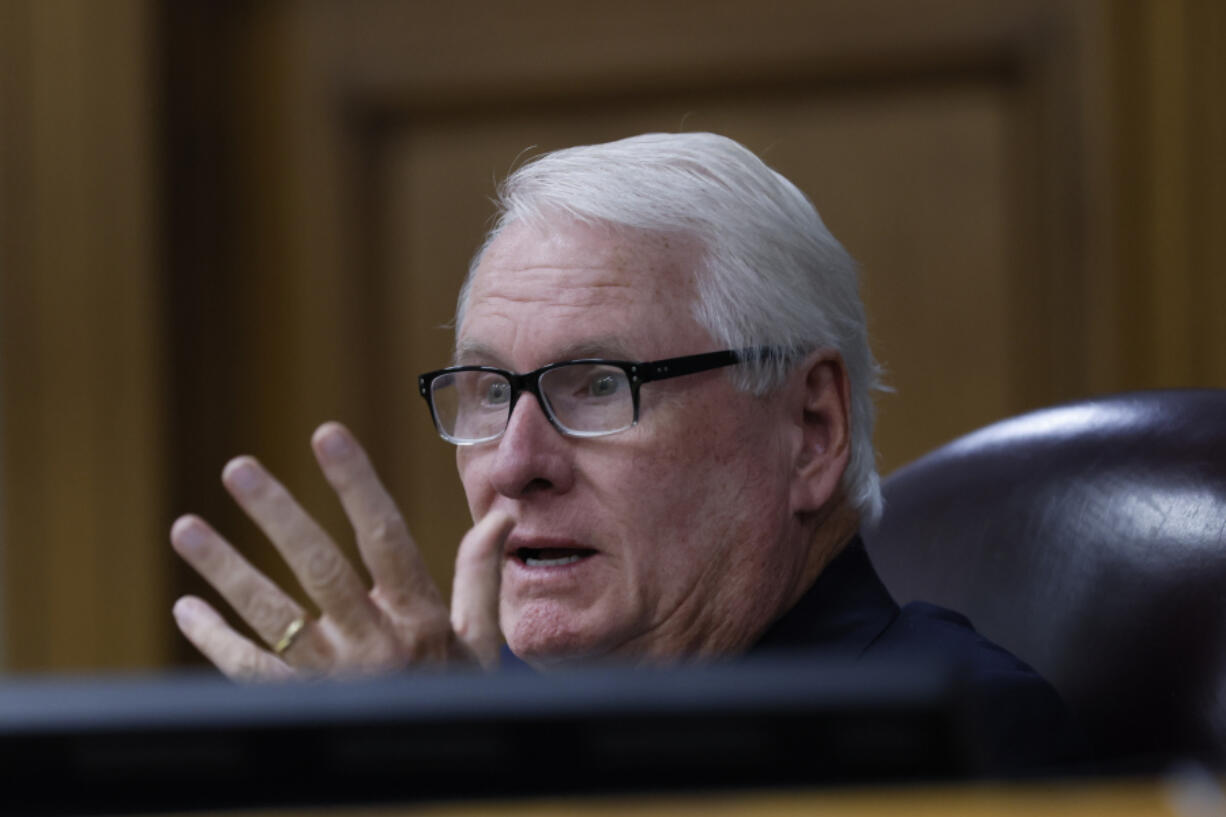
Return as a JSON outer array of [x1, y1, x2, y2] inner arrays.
[[450, 510, 514, 669]]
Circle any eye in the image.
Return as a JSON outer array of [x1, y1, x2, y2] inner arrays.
[[482, 378, 511, 406], [588, 374, 621, 398]]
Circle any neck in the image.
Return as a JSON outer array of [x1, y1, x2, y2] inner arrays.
[[787, 495, 860, 614]]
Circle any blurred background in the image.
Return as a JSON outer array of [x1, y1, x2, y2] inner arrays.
[[0, 0, 1221, 673]]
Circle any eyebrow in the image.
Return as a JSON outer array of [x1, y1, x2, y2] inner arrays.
[[452, 340, 502, 367], [452, 335, 637, 369]]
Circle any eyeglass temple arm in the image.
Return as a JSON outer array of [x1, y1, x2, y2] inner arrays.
[[633, 348, 773, 383]]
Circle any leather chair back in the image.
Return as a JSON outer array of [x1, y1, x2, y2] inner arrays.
[[863, 390, 1226, 765]]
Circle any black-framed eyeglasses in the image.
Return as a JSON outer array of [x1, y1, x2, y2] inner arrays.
[[418, 348, 775, 445]]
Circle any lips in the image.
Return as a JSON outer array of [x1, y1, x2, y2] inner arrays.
[[506, 535, 597, 568]]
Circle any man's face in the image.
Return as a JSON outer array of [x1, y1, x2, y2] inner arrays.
[[455, 219, 808, 665]]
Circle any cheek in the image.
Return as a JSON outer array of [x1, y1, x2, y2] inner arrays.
[[614, 419, 781, 568], [610, 458, 788, 642]]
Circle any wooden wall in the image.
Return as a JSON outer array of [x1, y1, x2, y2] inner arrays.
[[0, 0, 166, 669], [0, 0, 1222, 671], [1109, 1, 1226, 389]]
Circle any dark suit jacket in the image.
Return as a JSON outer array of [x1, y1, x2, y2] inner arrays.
[[754, 536, 1087, 772]]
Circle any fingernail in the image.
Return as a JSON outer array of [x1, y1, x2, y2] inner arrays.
[[172, 597, 199, 625], [317, 425, 352, 460], [223, 458, 259, 494], [172, 516, 207, 554]]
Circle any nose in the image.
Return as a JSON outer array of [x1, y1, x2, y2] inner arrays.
[[486, 392, 575, 498]]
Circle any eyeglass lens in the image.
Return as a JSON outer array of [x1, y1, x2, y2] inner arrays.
[[430, 364, 635, 442]]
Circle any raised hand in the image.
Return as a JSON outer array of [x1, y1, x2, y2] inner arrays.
[[170, 422, 513, 680]]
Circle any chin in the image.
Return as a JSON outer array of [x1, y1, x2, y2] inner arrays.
[[503, 602, 621, 668]]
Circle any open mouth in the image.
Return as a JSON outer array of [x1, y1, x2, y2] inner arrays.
[[515, 547, 596, 568]]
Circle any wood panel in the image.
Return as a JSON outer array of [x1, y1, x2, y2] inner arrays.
[[0, 0, 166, 670], [1110, 0, 1226, 389]]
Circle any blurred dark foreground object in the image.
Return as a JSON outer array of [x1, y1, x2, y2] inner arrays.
[[1, 655, 1048, 815], [865, 389, 1226, 769]]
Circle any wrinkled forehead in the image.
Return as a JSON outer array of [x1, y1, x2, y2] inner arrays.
[[456, 219, 707, 362]]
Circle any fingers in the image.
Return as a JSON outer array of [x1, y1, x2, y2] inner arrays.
[[175, 425, 493, 678], [222, 456, 376, 638], [451, 510, 515, 669], [171, 515, 332, 670], [310, 422, 441, 612], [172, 596, 294, 681]]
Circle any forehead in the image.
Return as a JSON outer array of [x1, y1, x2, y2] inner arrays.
[[457, 219, 710, 364]]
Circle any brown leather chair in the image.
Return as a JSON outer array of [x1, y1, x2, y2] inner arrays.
[[863, 390, 1226, 767]]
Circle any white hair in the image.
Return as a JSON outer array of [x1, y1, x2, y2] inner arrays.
[[458, 132, 883, 523]]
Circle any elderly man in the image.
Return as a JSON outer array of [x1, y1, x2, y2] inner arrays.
[[170, 133, 1078, 763]]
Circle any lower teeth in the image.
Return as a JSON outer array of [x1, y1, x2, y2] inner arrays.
[[524, 554, 584, 567]]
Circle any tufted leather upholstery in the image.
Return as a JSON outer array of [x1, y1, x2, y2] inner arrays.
[[862, 390, 1226, 766]]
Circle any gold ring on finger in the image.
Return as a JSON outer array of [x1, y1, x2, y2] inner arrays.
[[273, 616, 308, 656]]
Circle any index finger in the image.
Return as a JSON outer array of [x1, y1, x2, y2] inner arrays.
[[450, 510, 515, 669]]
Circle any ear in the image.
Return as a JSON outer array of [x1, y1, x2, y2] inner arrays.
[[788, 351, 852, 515]]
